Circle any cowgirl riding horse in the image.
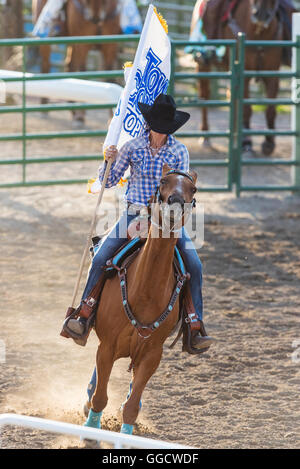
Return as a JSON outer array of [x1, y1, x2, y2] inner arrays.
[[62, 94, 214, 352]]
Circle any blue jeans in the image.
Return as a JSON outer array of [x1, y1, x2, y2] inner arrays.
[[82, 210, 203, 321]]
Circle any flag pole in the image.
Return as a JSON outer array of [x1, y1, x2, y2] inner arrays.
[[70, 159, 112, 309], [68, 4, 155, 309]]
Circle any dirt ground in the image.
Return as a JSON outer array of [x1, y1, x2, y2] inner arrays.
[[0, 104, 300, 449]]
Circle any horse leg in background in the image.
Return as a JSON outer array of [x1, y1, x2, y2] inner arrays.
[[32, 0, 51, 117], [196, 61, 213, 149], [65, 44, 90, 127], [39, 45, 51, 116], [121, 349, 163, 434], [261, 76, 279, 156], [83, 366, 96, 417], [101, 31, 117, 121], [101, 17, 120, 72], [100, 18, 120, 121], [242, 77, 255, 157]]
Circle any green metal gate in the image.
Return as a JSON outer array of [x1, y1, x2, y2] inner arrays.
[[170, 33, 300, 196], [0, 33, 300, 196], [169, 37, 237, 193], [236, 34, 300, 196]]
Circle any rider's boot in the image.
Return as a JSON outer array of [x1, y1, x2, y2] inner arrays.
[[191, 317, 215, 351], [182, 285, 216, 354]]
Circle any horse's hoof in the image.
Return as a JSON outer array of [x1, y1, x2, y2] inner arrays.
[[82, 408, 102, 447], [262, 140, 275, 156]]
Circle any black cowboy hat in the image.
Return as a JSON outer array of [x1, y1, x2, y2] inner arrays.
[[138, 94, 190, 135]]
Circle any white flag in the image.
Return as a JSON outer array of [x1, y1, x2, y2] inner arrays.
[[88, 4, 170, 193], [105, 4, 170, 150]]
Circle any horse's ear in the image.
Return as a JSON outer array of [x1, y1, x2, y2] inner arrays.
[[189, 169, 198, 185], [162, 163, 172, 176]]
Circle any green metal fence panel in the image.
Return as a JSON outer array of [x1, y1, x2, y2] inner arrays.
[[0, 33, 300, 195], [293, 35, 300, 192], [170, 38, 237, 193], [0, 34, 237, 191], [237, 33, 300, 196], [0, 35, 139, 188]]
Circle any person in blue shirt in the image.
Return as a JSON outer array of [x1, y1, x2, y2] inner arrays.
[[65, 94, 214, 352]]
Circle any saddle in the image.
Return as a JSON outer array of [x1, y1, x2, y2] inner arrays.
[[61, 235, 206, 354], [198, 0, 239, 40]]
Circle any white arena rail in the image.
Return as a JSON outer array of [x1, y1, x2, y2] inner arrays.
[[0, 70, 123, 104], [0, 413, 192, 449]]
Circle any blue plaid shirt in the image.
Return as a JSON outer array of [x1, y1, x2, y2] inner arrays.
[[99, 128, 189, 206]]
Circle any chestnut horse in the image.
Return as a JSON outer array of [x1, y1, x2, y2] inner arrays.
[[84, 165, 197, 438], [32, 0, 121, 124], [191, 0, 294, 156]]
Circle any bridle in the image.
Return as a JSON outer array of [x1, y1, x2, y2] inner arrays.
[[154, 170, 196, 207], [151, 170, 197, 233], [251, 0, 280, 33]]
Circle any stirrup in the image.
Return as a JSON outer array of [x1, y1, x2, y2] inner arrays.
[[182, 316, 214, 355], [61, 308, 95, 346]]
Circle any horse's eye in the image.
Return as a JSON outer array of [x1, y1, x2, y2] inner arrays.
[[192, 187, 197, 193], [161, 178, 167, 185]]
